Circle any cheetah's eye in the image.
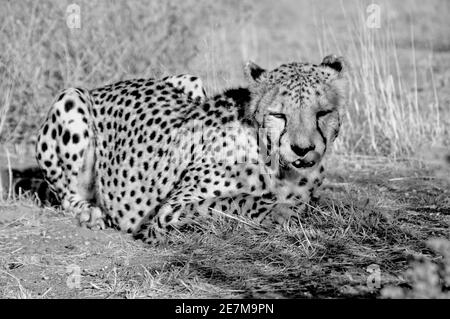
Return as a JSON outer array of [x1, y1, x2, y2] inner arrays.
[[268, 113, 286, 120], [316, 110, 334, 118]]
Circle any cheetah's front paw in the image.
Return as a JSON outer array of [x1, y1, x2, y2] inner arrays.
[[79, 207, 106, 230]]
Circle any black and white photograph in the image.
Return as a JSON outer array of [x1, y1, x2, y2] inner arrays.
[[0, 0, 449, 304]]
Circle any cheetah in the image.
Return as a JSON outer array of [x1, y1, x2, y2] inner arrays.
[[36, 55, 348, 244]]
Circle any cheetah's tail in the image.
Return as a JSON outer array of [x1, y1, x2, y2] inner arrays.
[[0, 166, 60, 206]]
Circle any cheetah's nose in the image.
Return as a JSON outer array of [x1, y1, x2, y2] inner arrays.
[[290, 144, 315, 157]]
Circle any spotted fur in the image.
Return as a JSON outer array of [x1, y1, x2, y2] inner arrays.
[[36, 56, 348, 244]]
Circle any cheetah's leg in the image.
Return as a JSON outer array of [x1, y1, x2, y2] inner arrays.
[[305, 165, 325, 205], [36, 88, 105, 230], [134, 193, 201, 244], [75, 134, 106, 229], [193, 193, 307, 227], [133, 170, 315, 243], [134, 191, 307, 244]]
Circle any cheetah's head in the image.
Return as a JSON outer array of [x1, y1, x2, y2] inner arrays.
[[243, 55, 348, 171]]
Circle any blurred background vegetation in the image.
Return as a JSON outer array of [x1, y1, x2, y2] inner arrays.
[[0, 0, 449, 157]]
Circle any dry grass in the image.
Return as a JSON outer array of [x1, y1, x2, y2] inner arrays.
[[0, 0, 449, 298], [0, 156, 448, 298]]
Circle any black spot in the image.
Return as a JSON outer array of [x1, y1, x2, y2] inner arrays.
[[57, 93, 65, 101], [64, 100, 74, 112], [72, 134, 80, 144], [298, 178, 308, 186], [62, 131, 71, 145]]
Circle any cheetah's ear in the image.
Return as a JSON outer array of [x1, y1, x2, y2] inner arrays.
[[320, 55, 347, 76], [322, 55, 349, 108], [244, 61, 267, 83]]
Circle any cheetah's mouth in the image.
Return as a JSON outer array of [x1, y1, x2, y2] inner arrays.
[[292, 159, 316, 169], [278, 155, 318, 175], [278, 157, 315, 171], [290, 151, 322, 169]]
